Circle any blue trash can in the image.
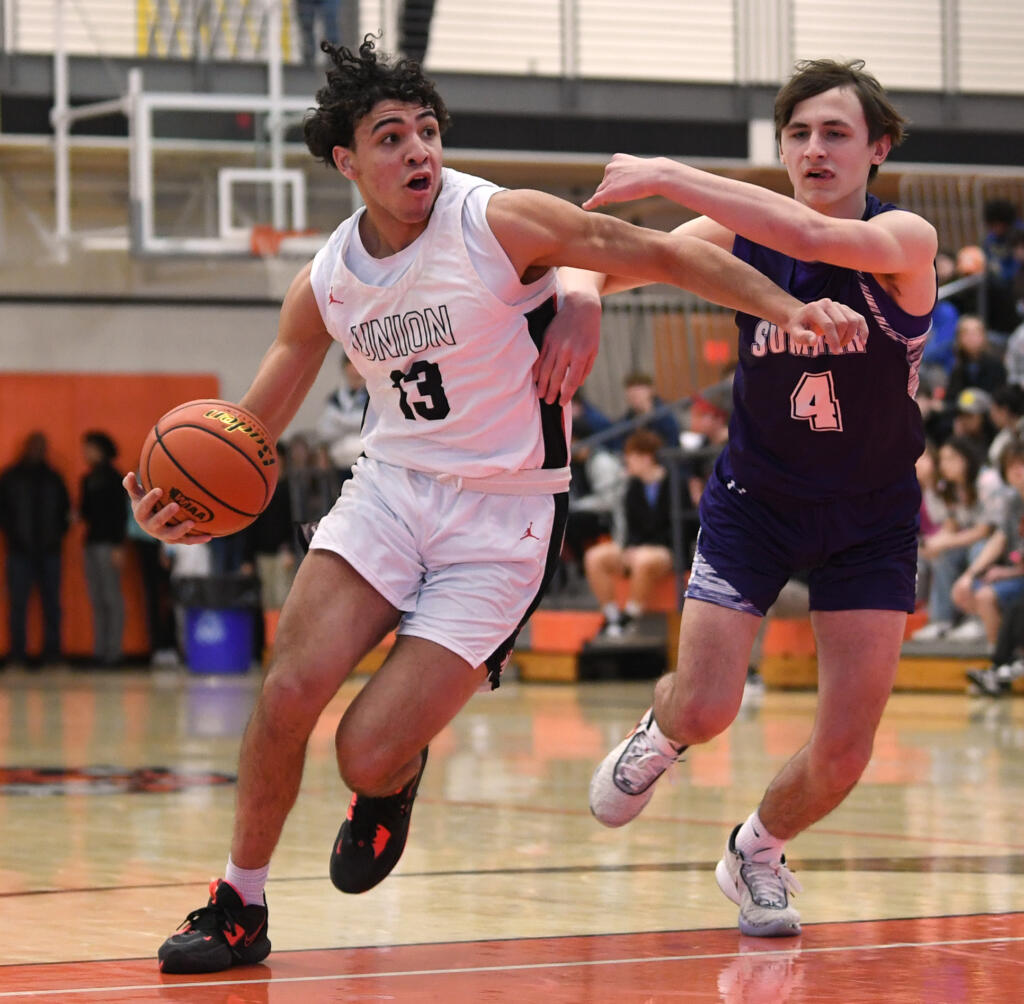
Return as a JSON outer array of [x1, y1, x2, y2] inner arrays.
[[176, 576, 260, 675]]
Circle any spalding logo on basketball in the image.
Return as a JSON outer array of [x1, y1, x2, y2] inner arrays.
[[138, 399, 279, 537]]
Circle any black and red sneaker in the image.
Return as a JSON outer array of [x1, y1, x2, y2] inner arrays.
[[330, 748, 428, 893], [157, 878, 270, 974]]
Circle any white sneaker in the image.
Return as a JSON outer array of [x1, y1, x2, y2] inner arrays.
[[589, 709, 686, 827], [910, 620, 951, 642], [715, 824, 802, 937], [946, 618, 986, 642]]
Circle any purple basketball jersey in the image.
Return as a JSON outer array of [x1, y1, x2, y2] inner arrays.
[[721, 193, 932, 502]]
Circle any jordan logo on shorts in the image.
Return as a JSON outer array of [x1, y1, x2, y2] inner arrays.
[[520, 522, 540, 541]]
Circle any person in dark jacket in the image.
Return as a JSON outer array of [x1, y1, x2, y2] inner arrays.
[[584, 429, 679, 636], [0, 432, 70, 666], [242, 442, 296, 613], [80, 431, 128, 666]]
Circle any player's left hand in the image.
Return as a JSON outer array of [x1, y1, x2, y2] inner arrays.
[[533, 290, 602, 405], [787, 298, 867, 354]]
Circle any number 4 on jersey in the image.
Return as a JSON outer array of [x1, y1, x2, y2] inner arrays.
[[790, 371, 842, 432]]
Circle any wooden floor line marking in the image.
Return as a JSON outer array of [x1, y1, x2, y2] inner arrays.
[[3, 933, 1024, 998]]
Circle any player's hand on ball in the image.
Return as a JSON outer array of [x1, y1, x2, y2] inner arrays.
[[788, 298, 867, 353], [123, 472, 212, 544]]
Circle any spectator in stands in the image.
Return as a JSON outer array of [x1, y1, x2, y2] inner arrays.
[[921, 251, 960, 379], [1012, 229, 1024, 320], [914, 440, 946, 611], [951, 437, 1024, 650], [951, 387, 997, 469], [561, 413, 624, 592], [297, 1, 341, 63], [286, 434, 342, 526], [79, 431, 128, 667], [982, 198, 1021, 287], [614, 371, 681, 450], [584, 429, 676, 637], [682, 378, 732, 497], [243, 443, 297, 614], [316, 352, 368, 479], [572, 391, 613, 440], [917, 369, 953, 447], [1003, 301, 1024, 388], [912, 436, 996, 642], [987, 384, 1024, 471], [945, 315, 1007, 403], [0, 433, 70, 668]]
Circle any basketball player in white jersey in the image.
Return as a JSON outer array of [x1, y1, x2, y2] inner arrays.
[[125, 36, 866, 974]]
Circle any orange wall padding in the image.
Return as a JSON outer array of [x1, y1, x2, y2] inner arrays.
[[0, 373, 219, 659]]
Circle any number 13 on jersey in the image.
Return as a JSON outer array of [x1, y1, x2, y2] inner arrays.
[[790, 371, 843, 432], [390, 360, 451, 421]]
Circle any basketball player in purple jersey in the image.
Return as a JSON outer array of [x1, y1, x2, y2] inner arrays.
[[582, 59, 937, 937], [124, 39, 863, 973]]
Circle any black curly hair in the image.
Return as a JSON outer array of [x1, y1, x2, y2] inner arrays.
[[304, 33, 450, 164]]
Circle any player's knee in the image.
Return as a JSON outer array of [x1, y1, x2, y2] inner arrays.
[[336, 740, 400, 797], [258, 668, 324, 735], [659, 695, 734, 745]]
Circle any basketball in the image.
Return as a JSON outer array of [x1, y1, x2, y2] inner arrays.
[[138, 399, 278, 537]]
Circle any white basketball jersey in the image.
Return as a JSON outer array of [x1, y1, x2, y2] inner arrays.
[[309, 168, 568, 479]]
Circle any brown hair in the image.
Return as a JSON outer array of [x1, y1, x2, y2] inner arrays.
[[623, 428, 664, 459], [774, 59, 906, 182]]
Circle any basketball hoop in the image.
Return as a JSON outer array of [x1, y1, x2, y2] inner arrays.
[[250, 225, 328, 300]]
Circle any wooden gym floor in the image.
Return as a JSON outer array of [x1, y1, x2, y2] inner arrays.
[[1, 668, 1024, 1001]]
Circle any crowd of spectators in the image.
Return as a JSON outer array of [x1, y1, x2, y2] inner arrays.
[[911, 199, 1024, 695]]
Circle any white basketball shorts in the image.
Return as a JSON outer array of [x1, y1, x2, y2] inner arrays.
[[309, 456, 565, 673]]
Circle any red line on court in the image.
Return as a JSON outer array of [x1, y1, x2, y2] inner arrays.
[[2, 913, 1024, 1002]]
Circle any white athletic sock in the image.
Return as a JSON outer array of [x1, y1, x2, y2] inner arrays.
[[602, 602, 622, 623], [646, 709, 686, 755], [734, 810, 786, 864], [623, 600, 644, 618], [224, 857, 270, 906]]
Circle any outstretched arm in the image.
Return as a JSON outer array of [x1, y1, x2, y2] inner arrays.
[[585, 155, 937, 289], [125, 262, 333, 542], [490, 188, 867, 351]]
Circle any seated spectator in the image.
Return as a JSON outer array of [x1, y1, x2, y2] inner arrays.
[[584, 430, 678, 637], [572, 391, 613, 440], [1004, 313, 1024, 390], [982, 198, 1021, 287], [951, 387, 997, 468], [917, 369, 952, 447], [316, 352, 368, 479], [912, 437, 998, 641], [921, 251, 960, 379], [987, 384, 1024, 471], [242, 442, 296, 613], [561, 415, 624, 590], [945, 315, 1007, 403], [614, 371, 681, 450], [951, 438, 1024, 650], [915, 440, 947, 610]]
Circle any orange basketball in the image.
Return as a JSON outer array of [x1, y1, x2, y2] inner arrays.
[[138, 399, 278, 537]]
